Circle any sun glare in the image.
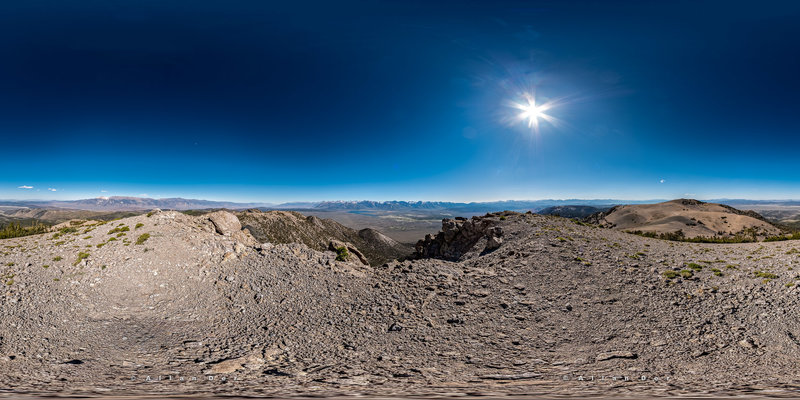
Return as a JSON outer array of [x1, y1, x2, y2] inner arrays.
[[510, 94, 556, 132], [520, 102, 549, 126]]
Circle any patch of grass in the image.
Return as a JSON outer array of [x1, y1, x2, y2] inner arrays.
[[754, 271, 778, 279], [107, 226, 130, 235], [135, 223, 144, 230], [53, 256, 62, 261], [335, 246, 349, 261], [679, 269, 694, 279], [83, 236, 92, 240], [73, 251, 90, 266], [5, 262, 14, 266], [711, 268, 723, 276], [686, 262, 704, 272], [96, 243, 106, 249], [146, 211, 155, 217], [42, 265, 49, 268], [135, 233, 150, 245], [662, 270, 679, 279]]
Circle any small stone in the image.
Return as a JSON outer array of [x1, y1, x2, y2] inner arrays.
[[595, 351, 637, 362], [388, 322, 403, 332], [739, 338, 756, 349]]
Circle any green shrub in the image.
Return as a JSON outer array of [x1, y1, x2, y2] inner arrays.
[[765, 232, 800, 242], [135, 233, 150, 245], [0, 222, 49, 240], [626, 229, 756, 243], [135, 223, 144, 230], [335, 246, 349, 261], [59, 227, 77, 234], [662, 270, 679, 279], [52, 256, 62, 262], [107, 226, 130, 235], [73, 251, 90, 266], [687, 263, 703, 272], [754, 271, 778, 279]]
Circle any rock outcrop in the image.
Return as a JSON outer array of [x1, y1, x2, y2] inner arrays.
[[415, 213, 505, 260], [236, 209, 412, 265]]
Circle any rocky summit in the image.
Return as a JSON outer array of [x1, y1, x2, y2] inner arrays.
[[3, 210, 800, 397]]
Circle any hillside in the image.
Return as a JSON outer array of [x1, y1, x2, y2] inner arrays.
[[3, 210, 800, 396], [3, 207, 142, 224], [236, 209, 412, 265], [587, 199, 782, 240], [538, 205, 609, 219]]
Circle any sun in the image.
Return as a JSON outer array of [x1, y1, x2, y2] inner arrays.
[[517, 97, 551, 128], [520, 102, 549, 126]]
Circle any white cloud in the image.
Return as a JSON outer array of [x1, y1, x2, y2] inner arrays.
[[659, 179, 666, 184], [100, 190, 108, 193], [48, 188, 57, 192], [17, 185, 33, 189]]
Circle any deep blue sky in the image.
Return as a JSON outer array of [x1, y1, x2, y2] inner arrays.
[[2, 1, 799, 202]]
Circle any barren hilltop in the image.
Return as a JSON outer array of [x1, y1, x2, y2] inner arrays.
[[587, 199, 783, 240], [2, 208, 800, 397]]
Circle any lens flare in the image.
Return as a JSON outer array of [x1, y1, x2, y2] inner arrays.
[[508, 93, 558, 134]]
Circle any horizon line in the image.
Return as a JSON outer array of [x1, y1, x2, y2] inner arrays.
[[2, 196, 800, 204]]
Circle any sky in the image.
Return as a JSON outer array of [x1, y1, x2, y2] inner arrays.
[[1, 0, 799, 202]]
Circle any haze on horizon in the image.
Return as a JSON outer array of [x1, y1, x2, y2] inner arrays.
[[2, 1, 799, 203]]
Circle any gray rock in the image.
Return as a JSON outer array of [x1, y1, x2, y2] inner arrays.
[[207, 211, 242, 236], [595, 351, 637, 361]]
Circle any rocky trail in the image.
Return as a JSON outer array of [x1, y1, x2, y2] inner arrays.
[[3, 210, 800, 397]]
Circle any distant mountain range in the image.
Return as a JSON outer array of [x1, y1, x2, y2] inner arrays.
[[0, 196, 272, 211], [1, 196, 799, 213]]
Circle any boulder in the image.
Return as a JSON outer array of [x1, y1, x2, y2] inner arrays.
[[207, 211, 242, 236]]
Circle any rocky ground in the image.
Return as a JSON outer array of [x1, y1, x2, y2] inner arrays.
[[3, 210, 800, 398]]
